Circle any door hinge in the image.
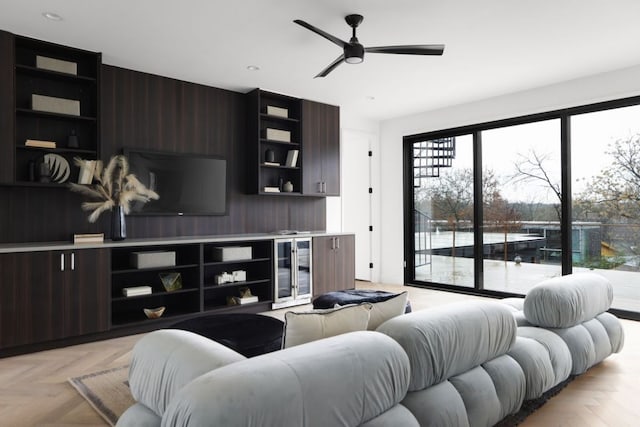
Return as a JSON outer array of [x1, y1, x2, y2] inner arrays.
[[369, 225, 373, 232], [369, 262, 374, 269], [368, 187, 373, 194], [368, 150, 373, 157]]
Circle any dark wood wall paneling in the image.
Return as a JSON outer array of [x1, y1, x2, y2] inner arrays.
[[0, 64, 325, 243]]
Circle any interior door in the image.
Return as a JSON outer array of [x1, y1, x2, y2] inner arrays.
[[342, 129, 373, 281]]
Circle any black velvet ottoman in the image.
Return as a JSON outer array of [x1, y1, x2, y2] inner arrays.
[[313, 289, 412, 313], [171, 313, 284, 357]]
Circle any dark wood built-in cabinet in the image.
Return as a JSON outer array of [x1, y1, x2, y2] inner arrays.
[[302, 100, 341, 196], [312, 234, 356, 297], [0, 31, 100, 186], [247, 89, 340, 197], [0, 248, 109, 348]]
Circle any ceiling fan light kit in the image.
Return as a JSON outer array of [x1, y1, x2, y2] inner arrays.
[[294, 14, 444, 77]]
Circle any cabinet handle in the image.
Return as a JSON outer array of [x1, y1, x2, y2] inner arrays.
[[317, 182, 323, 193], [60, 253, 65, 271], [336, 237, 340, 250], [331, 237, 335, 250], [322, 182, 326, 193], [71, 253, 75, 271]]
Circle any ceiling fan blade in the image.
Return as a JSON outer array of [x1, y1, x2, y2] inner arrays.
[[365, 44, 445, 55], [294, 19, 348, 48], [315, 54, 345, 78]]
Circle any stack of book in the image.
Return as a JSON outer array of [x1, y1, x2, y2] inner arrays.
[[232, 295, 259, 305], [73, 233, 104, 244], [122, 285, 152, 297], [286, 150, 299, 167], [25, 139, 56, 149], [77, 159, 98, 184], [263, 186, 280, 193]]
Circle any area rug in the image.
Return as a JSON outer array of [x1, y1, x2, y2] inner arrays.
[[69, 365, 574, 426], [494, 375, 576, 426], [68, 365, 134, 426]]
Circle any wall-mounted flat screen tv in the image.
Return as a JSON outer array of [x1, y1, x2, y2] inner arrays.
[[124, 148, 228, 216]]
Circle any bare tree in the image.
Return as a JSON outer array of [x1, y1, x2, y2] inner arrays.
[[512, 150, 562, 222]]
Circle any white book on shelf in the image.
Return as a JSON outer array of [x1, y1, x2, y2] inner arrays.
[[233, 295, 259, 305], [285, 150, 299, 167], [263, 186, 280, 193], [122, 285, 153, 297]]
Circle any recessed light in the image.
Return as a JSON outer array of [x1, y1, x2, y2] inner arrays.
[[246, 65, 260, 71], [42, 12, 63, 21]]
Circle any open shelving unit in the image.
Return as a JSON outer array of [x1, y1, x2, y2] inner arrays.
[[202, 240, 273, 311], [247, 89, 302, 195], [12, 35, 100, 186], [110, 240, 274, 327]]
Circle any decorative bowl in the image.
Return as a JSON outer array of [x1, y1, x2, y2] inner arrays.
[[159, 272, 182, 292], [143, 306, 166, 319]]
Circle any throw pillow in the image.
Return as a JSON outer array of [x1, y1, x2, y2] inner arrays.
[[282, 303, 372, 348], [367, 291, 409, 330]]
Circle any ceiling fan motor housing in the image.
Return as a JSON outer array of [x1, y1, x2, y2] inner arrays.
[[345, 42, 364, 63]]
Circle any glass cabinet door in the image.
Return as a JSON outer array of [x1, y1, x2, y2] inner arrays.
[[275, 239, 293, 301], [296, 238, 312, 298]]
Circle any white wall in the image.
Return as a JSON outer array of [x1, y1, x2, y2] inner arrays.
[[327, 110, 381, 281], [378, 64, 640, 285]]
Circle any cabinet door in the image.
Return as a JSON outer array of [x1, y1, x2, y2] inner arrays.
[[275, 240, 294, 302], [0, 249, 110, 348], [312, 236, 335, 297], [64, 248, 110, 337], [0, 251, 65, 347], [295, 238, 312, 298], [302, 100, 341, 196], [333, 235, 356, 291]]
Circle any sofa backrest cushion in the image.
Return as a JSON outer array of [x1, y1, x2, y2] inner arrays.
[[523, 273, 613, 328], [127, 329, 246, 417], [163, 331, 413, 427], [282, 303, 372, 348], [376, 300, 517, 391]]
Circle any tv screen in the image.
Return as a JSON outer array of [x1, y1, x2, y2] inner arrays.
[[124, 149, 227, 216]]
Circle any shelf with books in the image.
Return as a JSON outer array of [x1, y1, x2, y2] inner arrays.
[[2, 33, 101, 186]]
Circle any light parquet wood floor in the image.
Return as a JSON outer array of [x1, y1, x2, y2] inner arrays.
[[0, 283, 637, 426]]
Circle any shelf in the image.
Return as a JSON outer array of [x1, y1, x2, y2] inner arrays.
[[16, 108, 96, 122], [110, 309, 195, 327], [4, 181, 74, 188], [15, 64, 96, 83], [204, 300, 273, 313], [203, 257, 270, 267], [204, 279, 271, 289], [16, 145, 96, 155], [260, 113, 299, 123], [260, 163, 300, 170], [112, 287, 199, 302], [112, 263, 199, 275], [260, 138, 299, 146]]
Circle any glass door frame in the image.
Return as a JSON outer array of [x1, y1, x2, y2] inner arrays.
[[403, 95, 640, 321]]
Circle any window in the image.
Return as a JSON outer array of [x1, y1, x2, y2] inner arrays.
[[404, 96, 640, 319]]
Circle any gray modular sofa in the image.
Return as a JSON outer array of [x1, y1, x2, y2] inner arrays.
[[501, 272, 625, 400], [117, 329, 419, 427], [117, 273, 624, 427]]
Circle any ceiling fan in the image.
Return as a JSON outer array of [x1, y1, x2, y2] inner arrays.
[[293, 14, 445, 78]]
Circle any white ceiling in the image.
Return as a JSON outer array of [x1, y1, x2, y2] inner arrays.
[[2, 0, 640, 122]]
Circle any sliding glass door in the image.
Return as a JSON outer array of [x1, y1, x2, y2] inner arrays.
[[404, 96, 640, 318], [571, 105, 640, 313], [410, 134, 474, 288], [481, 120, 562, 293]]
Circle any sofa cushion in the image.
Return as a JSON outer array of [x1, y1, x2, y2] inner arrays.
[[127, 329, 246, 417], [282, 303, 372, 348], [365, 291, 409, 330], [377, 300, 517, 391], [523, 273, 613, 328], [163, 331, 413, 427]]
